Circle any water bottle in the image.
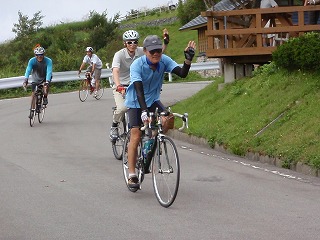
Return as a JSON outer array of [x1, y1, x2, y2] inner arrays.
[[142, 135, 150, 159], [143, 137, 155, 172]]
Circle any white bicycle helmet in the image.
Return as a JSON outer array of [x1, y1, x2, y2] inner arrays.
[[34, 46, 45, 55], [123, 30, 140, 41], [86, 47, 93, 52]]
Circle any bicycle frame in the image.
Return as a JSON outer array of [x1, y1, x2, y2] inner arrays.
[[28, 82, 47, 127], [141, 109, 188, 173], [78, 71, 104, 101], [122, 108, 188, 207]]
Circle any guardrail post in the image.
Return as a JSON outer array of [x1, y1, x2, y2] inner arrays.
[[106, 63, 113, 87], [168, 73, 172, 82]]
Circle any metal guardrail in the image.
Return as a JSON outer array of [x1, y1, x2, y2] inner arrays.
[[185, 61, 219, 71], [0, 61, 219, 90], [0, 69, 113, 90]]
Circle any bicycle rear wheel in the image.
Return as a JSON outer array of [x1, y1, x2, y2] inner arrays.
[[79, 80, 89, 102], [94, 79, 104, 100], [112, 118, 126, 160], [152, 136, 180, 208], [29, 95, 36, 127], [122, 132, 144, 192]]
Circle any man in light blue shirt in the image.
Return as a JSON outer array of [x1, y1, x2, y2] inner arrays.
[[124, 52, 178, 109], [124, 35, 196, 189]]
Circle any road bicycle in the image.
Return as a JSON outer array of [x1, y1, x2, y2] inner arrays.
[[122, 108, 188, 208], [110, 85, 129, 160], [78, 71, 104, 102], [27, 82, 47, 127]]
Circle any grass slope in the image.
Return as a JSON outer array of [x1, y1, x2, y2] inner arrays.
[[172, 67, 320, 170]]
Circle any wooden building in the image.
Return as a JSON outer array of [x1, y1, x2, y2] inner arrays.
[[179, 1, 320, 82]]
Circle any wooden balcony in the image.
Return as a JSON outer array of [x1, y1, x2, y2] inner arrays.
[[201, 5, 320, 64]]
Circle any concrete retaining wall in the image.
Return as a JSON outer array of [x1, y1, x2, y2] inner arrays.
[[167, 129, 319, 178]]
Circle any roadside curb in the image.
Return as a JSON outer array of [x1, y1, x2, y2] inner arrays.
[[167, 129, 319, 178]]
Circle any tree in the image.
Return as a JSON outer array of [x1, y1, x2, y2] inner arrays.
[[87, 10, 119, 51], [177, 0, 207, 25], [203, 0, 215, 9], [12, 11, 44, 39]]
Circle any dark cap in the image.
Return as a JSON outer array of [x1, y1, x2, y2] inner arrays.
[[143, 35, 162, 52]]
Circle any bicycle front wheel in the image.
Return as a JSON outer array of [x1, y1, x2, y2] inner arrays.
[[152, 136, 180, 208], [38, 104, 46, 123], [111, 118, 126, 160], [94, 79, 104, 100], [29, 95, 36, 127], [79, 80, 89, 102]]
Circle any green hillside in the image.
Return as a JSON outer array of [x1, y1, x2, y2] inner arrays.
[[0, 9, 196, 78]]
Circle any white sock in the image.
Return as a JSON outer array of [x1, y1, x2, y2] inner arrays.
[[129, 173, 137, 178]]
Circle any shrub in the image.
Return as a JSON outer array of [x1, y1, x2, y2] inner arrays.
[[272, 32, 320, 72], [177, 0, 206, 25]]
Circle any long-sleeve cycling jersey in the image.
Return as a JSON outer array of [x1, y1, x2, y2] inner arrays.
[[24, 56, 53, 84]]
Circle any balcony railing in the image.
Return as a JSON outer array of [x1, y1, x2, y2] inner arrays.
[[201, 5, 320, 61]]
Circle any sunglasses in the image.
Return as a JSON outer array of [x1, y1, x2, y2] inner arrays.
[[126, 41, 138, 45], [149, 49, 162, 55], [35, 54, 44, 57]]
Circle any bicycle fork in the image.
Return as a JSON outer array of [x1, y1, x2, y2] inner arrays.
[[156, 138, 174, 174]]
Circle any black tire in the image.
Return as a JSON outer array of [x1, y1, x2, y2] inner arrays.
[[111, 119, 126, 160], [94, 79, 104, 100], [38, 105, 46, 123], [79, 80, 89, 102], [122, 132, 144, 192], [29, 95, 36, 127], [38, 97, 46, 123], [152, 136, 180, 208]]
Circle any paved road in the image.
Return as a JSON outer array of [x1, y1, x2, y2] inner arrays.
[[1, 81, 319, 240]]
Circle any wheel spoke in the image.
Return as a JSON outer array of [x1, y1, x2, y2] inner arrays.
[[29, 95, 37, 127], [94, 80, 104, 100], [152, 136, 180, 207], [79, 80, 89, 102], [122, 132, 143, 192], [111, 119, 126, 160]]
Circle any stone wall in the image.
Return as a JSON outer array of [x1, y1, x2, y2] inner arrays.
[[196, 56, 221, 78], [119, 17, 178, 29]]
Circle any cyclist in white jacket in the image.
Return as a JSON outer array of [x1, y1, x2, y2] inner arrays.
[[78, 47, 103, 97]]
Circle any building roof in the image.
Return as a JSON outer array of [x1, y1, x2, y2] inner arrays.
[[214, 0, 242, 11], [179, 15, 207, 31]]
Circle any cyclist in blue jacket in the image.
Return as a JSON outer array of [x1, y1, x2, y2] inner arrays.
[[23, 45, 53, 116], [124, 35, 196, 188]]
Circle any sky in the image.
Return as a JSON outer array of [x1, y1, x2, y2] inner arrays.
[[1, 0, 175, 43]]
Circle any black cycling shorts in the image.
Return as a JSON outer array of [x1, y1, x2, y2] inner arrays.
[[127, 101, 165, 128], [31, 80, 46, 92]]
